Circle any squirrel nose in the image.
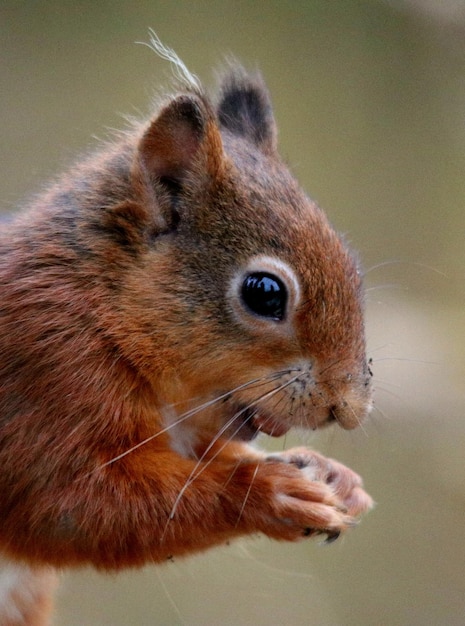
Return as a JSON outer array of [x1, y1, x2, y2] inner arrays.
[[328, 393, 372, 430]]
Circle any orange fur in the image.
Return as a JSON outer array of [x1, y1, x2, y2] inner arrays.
[[0, 62, 373, 623]]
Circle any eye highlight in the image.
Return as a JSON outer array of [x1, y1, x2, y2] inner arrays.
[[241, 272, 287, 321]]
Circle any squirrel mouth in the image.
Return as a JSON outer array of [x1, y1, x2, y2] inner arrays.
[[232, 405, 290, 441]]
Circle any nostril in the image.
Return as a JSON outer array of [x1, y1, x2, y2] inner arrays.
[[328, 401, 362, 431], [328, 406, 338, 422], [329, 400, 348, 421]]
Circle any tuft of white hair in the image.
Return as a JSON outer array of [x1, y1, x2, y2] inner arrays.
[[138, 29, 202, 92]]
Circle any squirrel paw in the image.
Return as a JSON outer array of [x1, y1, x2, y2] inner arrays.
[[266, 447, 374, 518], [248, 448, 373, 542]]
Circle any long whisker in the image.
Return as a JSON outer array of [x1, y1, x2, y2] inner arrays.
[[363, 259, 446, 277], [165, 373, 303, 526], [365, 283, 406, 292], [368, 343, 394, 355], [317, 358, 346, 378], [235, 463, 260, 528], [370, 377, 401, 389], [88, 374, 288, 474], [370, 402, 391, 424], [364, 259, 403, 274], [160, 404, 259, 543], [371, 356, 438, 365], [374, 385, 409, 406]]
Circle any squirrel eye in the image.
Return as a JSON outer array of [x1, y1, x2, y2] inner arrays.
[[241, 272, 287, 321]]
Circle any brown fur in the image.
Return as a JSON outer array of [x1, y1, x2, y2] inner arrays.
[[0, 65, 373, 622]]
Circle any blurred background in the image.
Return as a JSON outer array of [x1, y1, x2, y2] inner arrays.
[[1, 1, 464, 624]]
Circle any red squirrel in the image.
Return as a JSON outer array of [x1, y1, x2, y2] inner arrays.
[[0, 40, 373, 625]]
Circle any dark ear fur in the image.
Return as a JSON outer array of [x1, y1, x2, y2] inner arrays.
[[137, 93, 224, 194], [217, 66, 277, 154]]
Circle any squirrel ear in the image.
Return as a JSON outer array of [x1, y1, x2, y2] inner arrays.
[[137, 94, 224, 192], [217, 67, 277, 154]]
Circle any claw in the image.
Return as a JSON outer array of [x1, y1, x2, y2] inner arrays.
[[303, 528, 341, 543], [324, 530, 341, 544]]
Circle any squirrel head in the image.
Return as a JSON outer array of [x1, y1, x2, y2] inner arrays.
[[101, 66, 372, 439]]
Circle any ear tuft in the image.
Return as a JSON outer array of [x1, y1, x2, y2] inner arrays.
[[217, 66, 277, 154]]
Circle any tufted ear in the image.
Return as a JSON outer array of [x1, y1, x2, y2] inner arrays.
[[217, 66, 277, 154], [137, 93, 224, 197]]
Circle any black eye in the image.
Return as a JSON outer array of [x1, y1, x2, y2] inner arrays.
[[241, 272, 287, 321]]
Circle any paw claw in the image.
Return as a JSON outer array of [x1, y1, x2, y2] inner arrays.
[[324, 530, 341, 544]]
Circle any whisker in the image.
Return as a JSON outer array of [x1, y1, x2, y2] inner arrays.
[[368, 343, 394, 355], [235, 463, 260, 528], [374, 386, 408, 405], [160, 370, 295, 412], [364, 259, 446, 277], [235, 543, 315, 581], [155, 570, 186, 625], [166, 414, 251, 522], [370, 356, 439, 366], [165, 374, 303, 526], [371, 377, 401, 389], [365, 283, 406, 293], [88, 374, 288, 474], [221, 458, 245, 490], [267, 390, 296, 433], [161, 404, 259, 542], [370, 403, 391, 423], [318, 358, 344, 377], [364, 259, 403, 275]]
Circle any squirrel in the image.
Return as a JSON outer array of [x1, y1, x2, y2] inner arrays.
[[0, 40, 373, 626]]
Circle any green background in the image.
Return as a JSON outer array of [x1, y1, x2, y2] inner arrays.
[[1, 1, 465, 624]]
